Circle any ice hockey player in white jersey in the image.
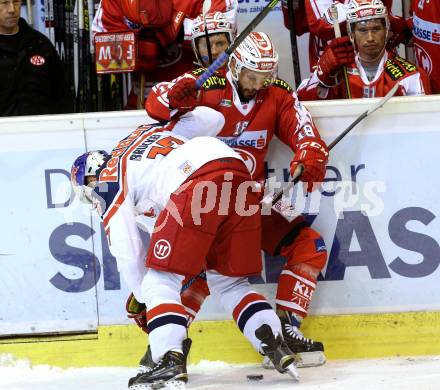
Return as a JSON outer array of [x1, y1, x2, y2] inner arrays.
[[70, 107, 299, 389]]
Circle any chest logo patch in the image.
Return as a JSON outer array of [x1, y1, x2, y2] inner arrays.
[[30, 55, 45, 66], [233, 148, 256, 176]]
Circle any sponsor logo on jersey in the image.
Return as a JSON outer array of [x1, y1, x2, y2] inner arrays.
[[191, 68, 207, 76], [233, 148, 256, 176], [220, 99, 232, 107], [218, 130, 267, 150], [99, 127, 148, 182], [153, 239, 171, 259], [413, 16, 440, 45], [393, 56, 417, 72], [272, 79, 292, 92], [30, 55, 45, 66], [384, 57, 416, 81], [414, 43, 432, 75], [201, 75, 227, 90], [179, 160, 195, 176]]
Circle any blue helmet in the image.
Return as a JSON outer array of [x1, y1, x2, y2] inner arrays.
[[71, 150, 109, 204]]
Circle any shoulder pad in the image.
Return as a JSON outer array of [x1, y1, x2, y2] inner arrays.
[[384, 56, 417, 81], [272, 79, 293, 92]]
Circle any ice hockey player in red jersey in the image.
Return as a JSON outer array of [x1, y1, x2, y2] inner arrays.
[[411, 0, 440, 93], [70, 107, 299, 389], [190, 11, 236, 71], [298, 0, 431, 100], [282, 0, 409, 70], [146, 31, 329, 369], [92, 0, 237, 105]]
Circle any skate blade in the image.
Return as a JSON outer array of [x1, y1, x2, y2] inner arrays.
[[294, 351, 326, 368], [262, 351, 326, 369], [285, 362, 300, 381], [129, 378, 187, 390]]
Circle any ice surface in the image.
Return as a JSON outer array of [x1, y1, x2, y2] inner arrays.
[[1, 354, 440, 390]]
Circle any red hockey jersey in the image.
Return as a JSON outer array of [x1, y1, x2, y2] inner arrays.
[[146, 69, 322, 182], [298, 52, 430, 99], [92, 0, 235, 82], [286, 0, 398, 70], [411, 0, 440, 93]]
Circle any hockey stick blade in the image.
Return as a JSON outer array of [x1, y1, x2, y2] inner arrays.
[[195, 0, 281, 89], [265, 82, 400, 206]]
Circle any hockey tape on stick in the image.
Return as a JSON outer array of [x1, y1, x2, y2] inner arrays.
[[264, 82, 400, 207], [195, 0, 281, 89]]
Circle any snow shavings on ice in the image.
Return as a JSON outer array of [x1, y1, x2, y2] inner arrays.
[[1, 354, 440, 390]]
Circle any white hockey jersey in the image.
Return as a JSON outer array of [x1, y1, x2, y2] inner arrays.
[[94, 108, 240, 301]]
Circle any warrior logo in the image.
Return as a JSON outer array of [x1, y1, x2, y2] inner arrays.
[[153, 239, 171, 259]]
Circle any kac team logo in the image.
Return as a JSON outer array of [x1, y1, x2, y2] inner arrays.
[[153, 239, 171, 259], [234, 148, 257, 175], [414, 43, 432, 75], [30, 55, 45, 66]]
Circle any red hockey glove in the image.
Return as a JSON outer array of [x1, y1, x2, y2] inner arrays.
[[387, 15, 413, 51], [168, 77, 199, 113], [290, 137, 329, 192], [316, 36, 354, 86], [126, 293, 148, 333], [155, 10, 185, 47]]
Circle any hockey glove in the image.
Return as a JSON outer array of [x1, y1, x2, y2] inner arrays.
[[387, 15, 413, 51], [316, 36, 354, 87], [126, 293, 148, 333], [168, 77, 199, 113], [290, 137, 329, 192]]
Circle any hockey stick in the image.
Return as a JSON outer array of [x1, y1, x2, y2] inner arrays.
[[262, 82, 400, 207], [195, 0, 281, 89], [286, 0, 302, 90], [329, 4, 351, 99]]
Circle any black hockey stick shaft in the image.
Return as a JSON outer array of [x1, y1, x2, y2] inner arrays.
[[267, 82, 400, 206], [287, 0, 302, 89], [195, 0, 281, 88]]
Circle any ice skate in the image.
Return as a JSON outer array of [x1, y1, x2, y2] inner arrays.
[[134, 339, 192, 376], [262, 316, 326, 369], [255, 324, 299, 381], [129, 339, 192, 389], [128, 349, 188, 390]]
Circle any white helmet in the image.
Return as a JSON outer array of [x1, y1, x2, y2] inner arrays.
[[191, 12, 235, 66], [71, 150, 109, 204], [228, 32, 278, 82], [346, 0, 389, 43]]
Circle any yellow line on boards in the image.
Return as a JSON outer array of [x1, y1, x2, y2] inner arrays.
[[1, 312, 439, 368]]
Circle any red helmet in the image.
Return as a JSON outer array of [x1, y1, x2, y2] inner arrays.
[[191, 12, 235, 66], [120, 0, 173, 28], [229, 32, 278, 81], [346, 0, 390, 41]]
